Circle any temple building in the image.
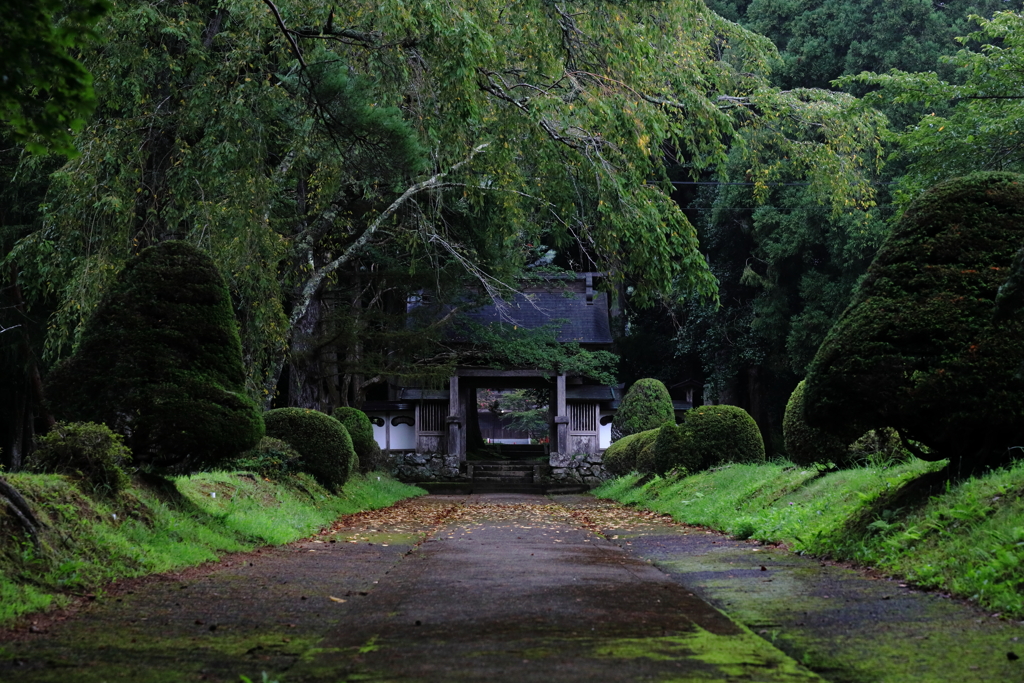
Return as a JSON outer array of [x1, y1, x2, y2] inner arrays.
[[361, 273, 627, 480]]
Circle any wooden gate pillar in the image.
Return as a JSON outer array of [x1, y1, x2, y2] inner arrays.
[[447, 375, 462, 459], [554, 373, 568, 456]]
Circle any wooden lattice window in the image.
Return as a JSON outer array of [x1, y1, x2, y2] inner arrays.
[[569, 403, 597, 432], [420, 401, 448, 432]]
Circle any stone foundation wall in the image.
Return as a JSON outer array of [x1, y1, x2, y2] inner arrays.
[[547, 452, 610, 485], [389, 452, 465, 481]]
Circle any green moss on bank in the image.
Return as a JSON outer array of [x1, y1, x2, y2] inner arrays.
[[0, 471, 425, 625], [594, 459, 1024, 617]]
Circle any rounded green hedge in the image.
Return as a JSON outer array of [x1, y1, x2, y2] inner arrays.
[[602, 428, 660, 475], [611, 378, 674, 440], [264, 408, 356, 492], [783, 381, 852, 467], [653, 422, 701, 475], [332, 407, 383, 472], [679, 405, 765, 469]]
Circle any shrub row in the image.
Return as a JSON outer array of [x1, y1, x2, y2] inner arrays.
[[31, 405, 381, 495], [604, 404, 765, 476]]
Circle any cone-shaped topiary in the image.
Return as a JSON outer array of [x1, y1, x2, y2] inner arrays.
[[333, 406, 382, 472], [45, 241, 263, 470], [602, 428, 659, 475], [679, 405, 765, 470], [611, 378, 674, 441], [264, 408, 356, 492], [803, 172, 1024, 468], [783, 381, 853, 467]]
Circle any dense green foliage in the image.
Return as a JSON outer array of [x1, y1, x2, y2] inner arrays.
[[602, 428, 660, 475], [332, 407, 383, 473], [28, 421, 132, 494], [0, 0, 889, 420], [846, 428, 909, 466], [465, 323, 619, 386], [611, 378, 675, 440], [0, 470, 424, 625], [264, 408, 356, 492], [0, 0, 109, 154], [604, 403, 763, 474], [783, 380, 853, 467], [659, 0, 1015, 455], [652, 422, 701, 475], [804, 172, 1024, 468], [45, 241, 264, 470], [843, 11, 1024, 201], [230, 437, 303, 478], [716, 0, 1010, 92], [679, 404, 766, 469]]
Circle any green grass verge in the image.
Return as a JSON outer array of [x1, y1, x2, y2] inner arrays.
[[593, 459, 1024, 617], [0, 471, 425, 626]]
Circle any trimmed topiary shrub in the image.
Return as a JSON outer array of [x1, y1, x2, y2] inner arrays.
[[264, 408, 356, 492], [611, 378, 675, 441], [803, 172, 1024, 469], [45, 240, 264, 471], [783, 381, 853, 467], [653, 422, 701, 475], [678, 405, 765, 470], [231, 437, 303, 478], [635, 436, 658, 474], [602, 428, 660, 475], [333, 407, 383, 472], [29, 422, 133, 495]]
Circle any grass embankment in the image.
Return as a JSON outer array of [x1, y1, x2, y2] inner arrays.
[[0, 471, 425, 626], [595, 459, 1024, 617]]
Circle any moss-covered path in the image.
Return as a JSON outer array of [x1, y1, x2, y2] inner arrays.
[[6, 493, 1020, 682], [2, 493, 818, 682]]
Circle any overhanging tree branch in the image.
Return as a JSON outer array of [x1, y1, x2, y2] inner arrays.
[[288, 143, 490, 329]]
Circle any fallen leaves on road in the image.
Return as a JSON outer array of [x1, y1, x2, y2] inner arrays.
[[316, 497, 691, 544]]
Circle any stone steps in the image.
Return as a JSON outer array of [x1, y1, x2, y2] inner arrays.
[[469, 461, 535, 485], [415, 481, 590, 495]]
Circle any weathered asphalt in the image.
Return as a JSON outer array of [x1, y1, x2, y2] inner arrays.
[[289, 494, 817, 682], [1, 493, 818, 683], [6, 492, 1023, 682]]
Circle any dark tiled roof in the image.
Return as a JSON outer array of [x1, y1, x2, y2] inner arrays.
[[565, 385, 616, 401], [361, 401, 415, 411], [399, 388, 449, 401], [461, 290, 613, 345]]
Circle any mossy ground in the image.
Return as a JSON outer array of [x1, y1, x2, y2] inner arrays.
[[0, 470, 425, 626], [593, 458, 1024, 618]]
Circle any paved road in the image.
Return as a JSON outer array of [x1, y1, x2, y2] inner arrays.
[[5, 493, 1023, 682], [1, 494, 817, 683]]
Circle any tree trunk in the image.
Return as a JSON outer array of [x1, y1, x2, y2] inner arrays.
[[288, 293, 326, 410], [3, 388, 26, 472]]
